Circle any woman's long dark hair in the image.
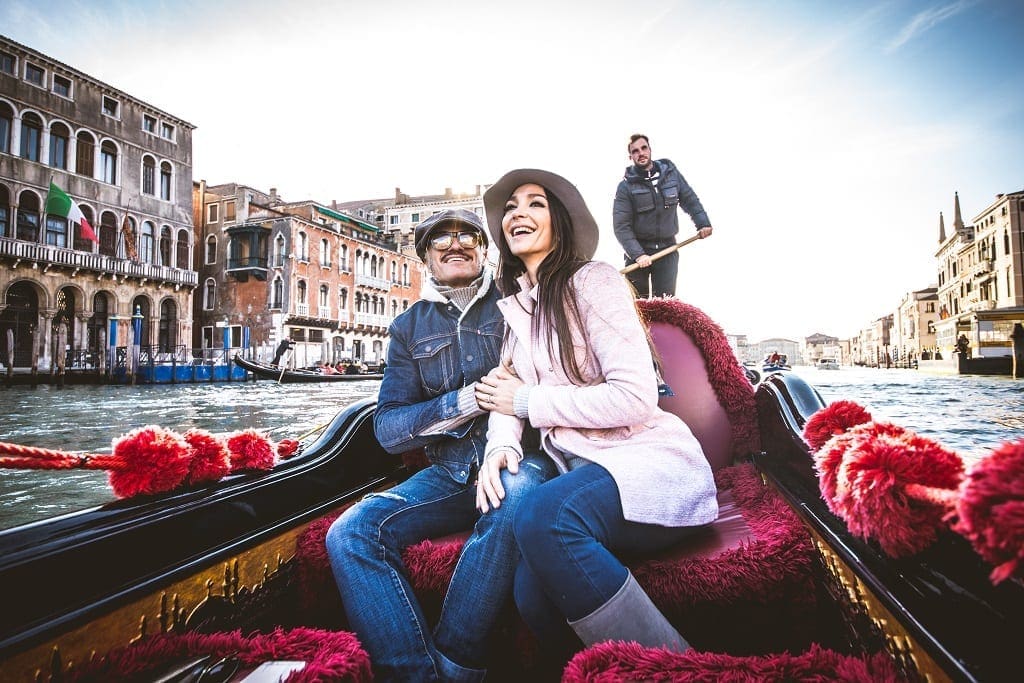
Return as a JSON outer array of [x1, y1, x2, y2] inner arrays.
[[495, 187, 590, 384]]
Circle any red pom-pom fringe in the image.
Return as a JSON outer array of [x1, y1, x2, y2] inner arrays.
[[950, 439, 1024, 584], [108, 426, 192, 498], [184, 429, 231, 484], [815, 421, 963, 557], [226, 429, 277, 472], [803, 400, 873, 452]]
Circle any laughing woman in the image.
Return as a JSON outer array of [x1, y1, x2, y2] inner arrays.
[[474, 169, 719, 655]]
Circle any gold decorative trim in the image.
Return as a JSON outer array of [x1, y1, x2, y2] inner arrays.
[[809, 526, 951, 683], [4, 512, 334, 682]]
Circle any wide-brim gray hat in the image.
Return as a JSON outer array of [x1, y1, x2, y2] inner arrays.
[[413, 208, 488, 260], [483, 169, 599, 260]]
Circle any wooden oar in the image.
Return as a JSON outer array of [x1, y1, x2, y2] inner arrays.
[[619, 234, 702, 275]]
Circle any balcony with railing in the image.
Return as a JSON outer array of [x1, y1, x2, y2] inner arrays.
[[355, 312, 390, 328], [971, 257, 995, 280], [0, 236, 198, 287], [226, 256, 270, 281], [296, 303, 310, 317], [355, 273, 392, 291]]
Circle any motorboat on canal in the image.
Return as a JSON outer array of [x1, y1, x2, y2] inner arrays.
[[232, 354, 384, 383], [816, 358, 841, 370], [0, 298, 1020, 682]]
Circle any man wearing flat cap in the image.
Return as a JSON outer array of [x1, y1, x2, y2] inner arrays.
[[326, 209, 555, 681]]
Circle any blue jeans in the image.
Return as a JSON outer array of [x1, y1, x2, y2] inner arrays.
[[625, 248, 679, 298], [326, 452, 556, 682], [512, 463, 698, 649]]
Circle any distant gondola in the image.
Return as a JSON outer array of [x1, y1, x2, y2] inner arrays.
[[232, 354, 383, 382]]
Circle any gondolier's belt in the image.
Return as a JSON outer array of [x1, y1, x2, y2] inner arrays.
[[638, 240, 675, 252]]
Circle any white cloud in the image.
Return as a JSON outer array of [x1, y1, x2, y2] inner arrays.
[[886, 0, 977, 53]]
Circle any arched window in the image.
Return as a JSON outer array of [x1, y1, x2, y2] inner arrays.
[[271, 276, 283, 309], [297, 280, 308, 304], [140, 221, 155, 263], [275, 235, 286, 266], [340, 244, 349, 271], [391, 300, 398, 318], [99, 211, 117, 257], [339, 288, 348, 311], [0, 184, 10, 238], [319, 284, 329, 310], [49, 122, 69, 169], [391, 260, 397, 283], [176, 228, 189, 269], [100, 140, 117, 184], [16, 189, 40, 241], [20, 112, 42, 162], [141, 155, 155, 195], [159, 226, 172, 265], [298, 232, 308, 261], [0, 102, 13, 154], [1006, 230, 1011, 256], [205, 235, 217, 264], [158, 299, 177, 352], [203, 278, 216, 310], [75, 131, 94, 176], [321, 238, 330, 267], [88, 292, 109, 353], [370, 255, 378, 278], [159, 161, 172, 200], [403, 263, 409, 286]]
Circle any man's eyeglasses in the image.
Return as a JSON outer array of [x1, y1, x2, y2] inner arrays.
[[429, 231, 483, 251]]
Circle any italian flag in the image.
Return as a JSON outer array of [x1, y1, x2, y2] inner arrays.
[[45, 181, 98, 243]]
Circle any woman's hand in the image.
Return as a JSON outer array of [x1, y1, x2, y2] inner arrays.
[[475, 365, 523, 415], [476, 448, 521, 513]]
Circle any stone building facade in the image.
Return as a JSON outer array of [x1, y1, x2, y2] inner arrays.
[[194, 182, 423, 368], [0, 35, 196, 371], [934, 190, 1024, 358]]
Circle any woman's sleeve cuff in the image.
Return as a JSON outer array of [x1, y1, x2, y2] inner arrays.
[[513, 385, 532, 419]]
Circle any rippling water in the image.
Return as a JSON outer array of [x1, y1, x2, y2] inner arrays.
[[0, 380, 382, 530], [1, 367, 1021, 530]]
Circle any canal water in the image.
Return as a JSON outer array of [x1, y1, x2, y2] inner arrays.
[[1, 368, 1021, 530]]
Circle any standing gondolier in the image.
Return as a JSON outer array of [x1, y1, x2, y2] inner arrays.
[[613, 133, 713, 298]]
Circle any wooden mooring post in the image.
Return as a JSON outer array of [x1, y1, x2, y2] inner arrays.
[[1012, 323, 1024, 379]]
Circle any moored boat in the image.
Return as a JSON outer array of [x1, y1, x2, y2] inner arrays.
[[233, 354, 383, 383], [816, 358, 840, 370], [0, 298, 1020, 682]]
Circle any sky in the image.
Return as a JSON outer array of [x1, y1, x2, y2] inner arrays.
[[3, 0, 1022, 341]]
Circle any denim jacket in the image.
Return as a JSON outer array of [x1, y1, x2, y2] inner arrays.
[[374, 269, 504, 484]]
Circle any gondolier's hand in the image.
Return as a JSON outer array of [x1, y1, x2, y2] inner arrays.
[[635, 254, 653, 268], [476, 447, 521, 513], [697, 226, 713, 238], [477, 366, 522, 415]]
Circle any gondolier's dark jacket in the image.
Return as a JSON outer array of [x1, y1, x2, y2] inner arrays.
[[613, 158, 711, 261], [373, 270, 504, 484]]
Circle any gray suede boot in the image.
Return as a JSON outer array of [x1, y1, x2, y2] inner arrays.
[[568, 571, 691, 652]]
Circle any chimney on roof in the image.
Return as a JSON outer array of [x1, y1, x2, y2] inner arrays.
[[332, 200, 338, 210], [269, 187, 279, 203], [395, 187, 402, 202]]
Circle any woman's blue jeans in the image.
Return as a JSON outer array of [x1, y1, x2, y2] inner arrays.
[[326, 452, 555, 682], [512, 463, 698, 649]]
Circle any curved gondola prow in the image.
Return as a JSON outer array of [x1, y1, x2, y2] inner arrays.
[[0, 398, 402, 682]]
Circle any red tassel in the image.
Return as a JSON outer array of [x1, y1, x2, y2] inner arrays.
[[950, 439, 1024, 584], [184, 429, 231, 484], [276, 438, 300, 459], [803, 400, 873, 452], [226, 429, 277, 472], [815, 421, 963, 557], [107, 426, 191, 498]]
